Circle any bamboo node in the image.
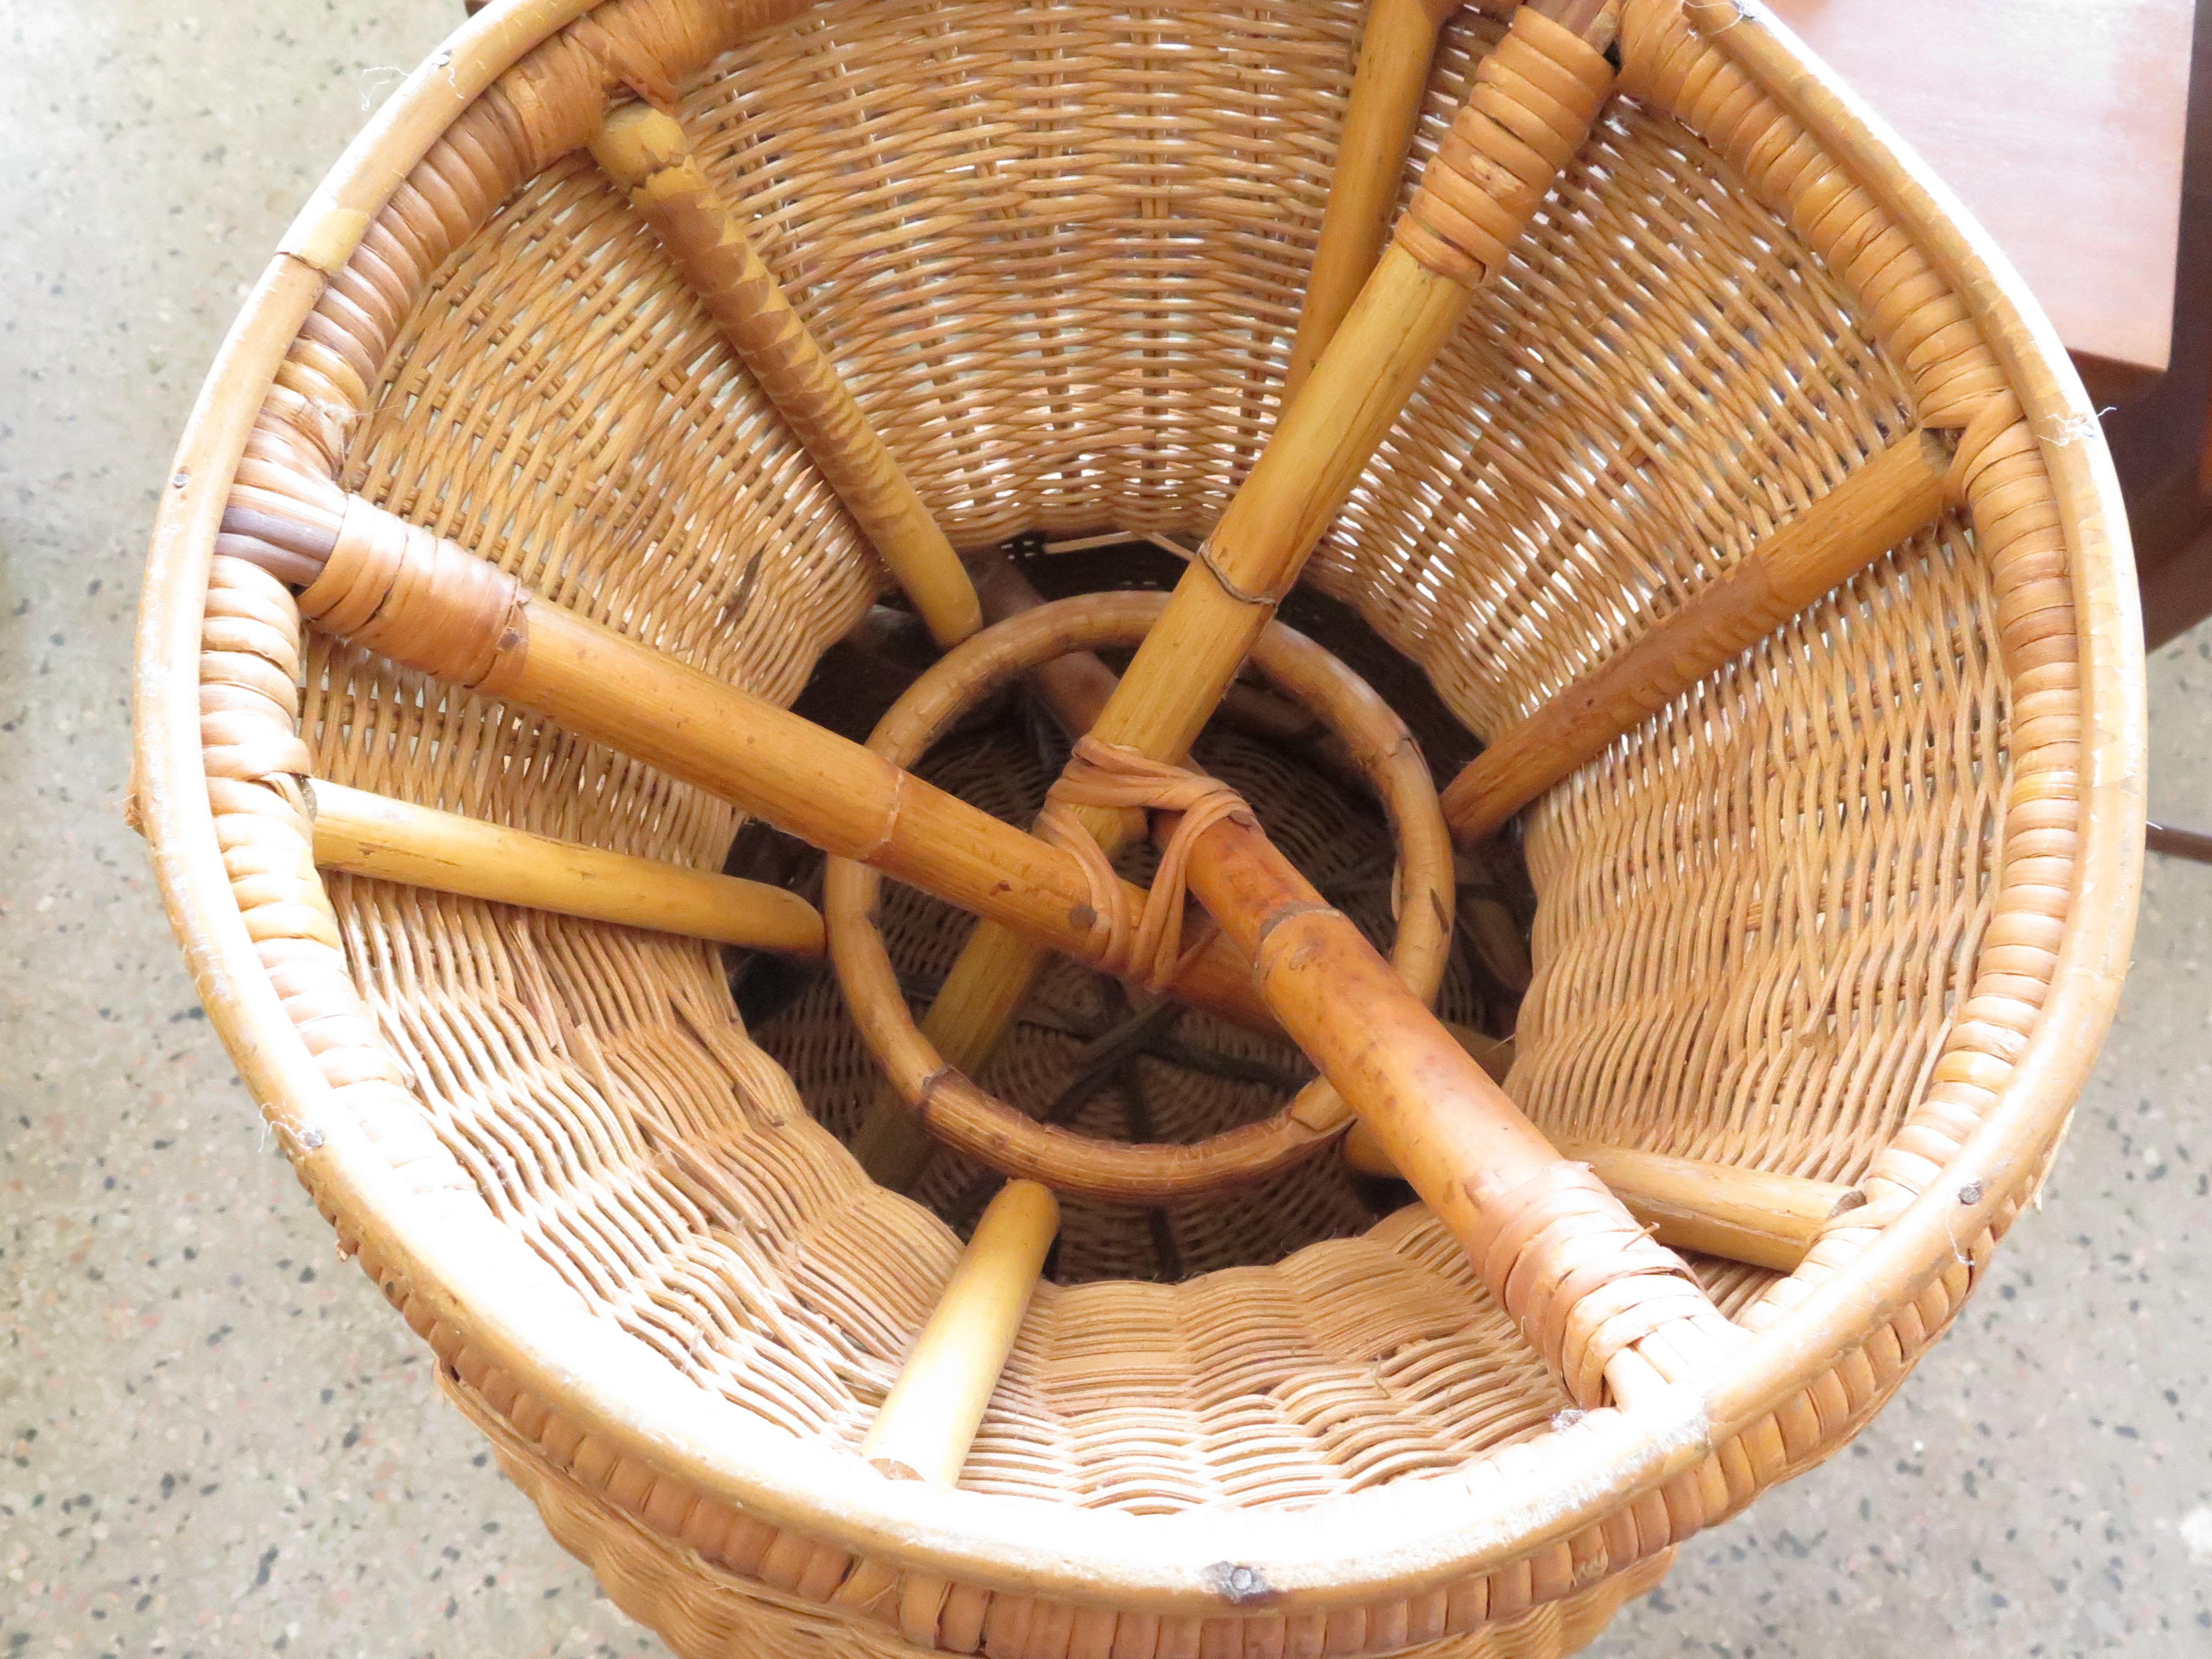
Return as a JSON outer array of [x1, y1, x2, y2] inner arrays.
[[914, 1067, 959, 1117], [567, 18, 682, 112], [1192, 536, 1288, 607], [1253, 900, 1343, 954]]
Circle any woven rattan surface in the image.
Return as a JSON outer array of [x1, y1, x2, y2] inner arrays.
[[135, 1, 2145, 1656]]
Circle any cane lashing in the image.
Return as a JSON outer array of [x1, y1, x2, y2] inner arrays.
[[1479, 1161, 1725, 1405], [1034, 740, 1253, 994], [1395, 7, 1618, 286], [826, 591, 1455, 1202], [294, 494, 528, 695]]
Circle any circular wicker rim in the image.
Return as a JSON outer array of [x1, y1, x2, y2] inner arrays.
[[822, 589, 1455, 1201], [132, 0, 2147, 1620]]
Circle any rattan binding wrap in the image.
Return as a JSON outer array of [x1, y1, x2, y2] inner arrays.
[[135, 2, 2144, 1657]]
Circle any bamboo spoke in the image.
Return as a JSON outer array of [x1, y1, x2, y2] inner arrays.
[[1285, 0, 1462, 399], [217, 489, 1275, 1035], [589, 103, 982, 646], [310, 779, 825, 953], [883, 0, 1622, 1187], [858, 1180, 1058, 1486], [1441, 427, 1954, 844], [1079, 0, 1619, 766], [1166, 780, 1735, 1402], [1342, 1121, 1863, 1271]]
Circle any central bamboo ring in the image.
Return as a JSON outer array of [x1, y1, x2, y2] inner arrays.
[[823, 588, 1457, 1201]]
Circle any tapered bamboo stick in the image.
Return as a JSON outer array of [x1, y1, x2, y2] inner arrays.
[[1285, 0, 1459, 399], [309, 779, 826, 953], [1168, 779, 1730, 1403], [1441, 427, 1954, 843], [892, 0, 1621, 1188], [1088, 249, 1477, 766], [1181, 807, 1557, 1218], [222, 489, 1273, 1034], [1341, 1121, 1862, 1271], [588, 103, 982, 646], [1086, 0, 1619, 763], [858, 1180, 1058, 1486]]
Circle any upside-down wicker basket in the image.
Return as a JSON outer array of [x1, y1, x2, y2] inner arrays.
[[135, 1, 2146, 1655]]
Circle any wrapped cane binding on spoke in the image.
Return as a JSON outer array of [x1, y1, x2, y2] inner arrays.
[[137, 2, 2142, 1656]]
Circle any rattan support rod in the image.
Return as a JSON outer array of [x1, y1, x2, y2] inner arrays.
[[1092, 0, 1616, 768], [1174, 795, 1730, 1403], [858, 1180, 1058, 1486], [307, 779, 826, 954], [1284, 0, 1459, 398], [1442, 426, 1954, 843], [894, 0, 1621, 1188], [1342, 1121, 1863, 1271], [588, 103, 982, 646], [507, 598, 1289, 1016], [484, 597, 1272, 1029], [221, 489, 1274, 1034]]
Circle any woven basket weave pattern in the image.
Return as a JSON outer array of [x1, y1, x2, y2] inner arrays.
[[139, 0, 2139, 1655]]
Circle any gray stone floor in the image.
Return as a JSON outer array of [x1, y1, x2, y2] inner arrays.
[[1, 4, 2205, 1655]]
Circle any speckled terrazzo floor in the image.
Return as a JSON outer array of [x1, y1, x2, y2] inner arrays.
[[2, 4, 2208, 1656]]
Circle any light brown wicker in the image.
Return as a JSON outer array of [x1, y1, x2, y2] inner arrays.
[[133, 1, 2146, 1655]]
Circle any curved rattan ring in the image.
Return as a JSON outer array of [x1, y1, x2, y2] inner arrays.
[[824, 588, 1455, 1201]]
